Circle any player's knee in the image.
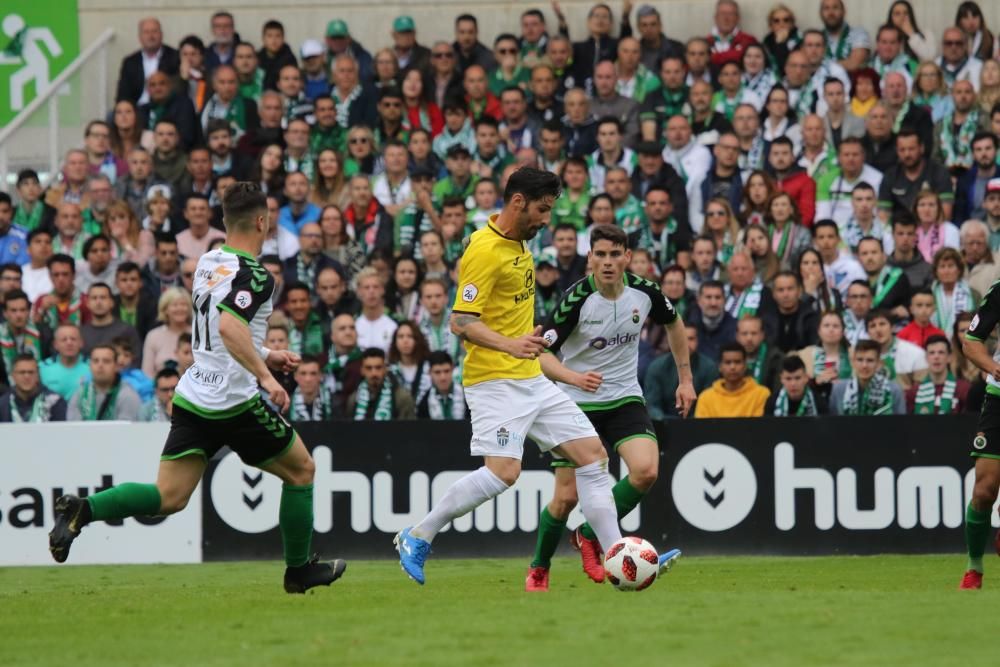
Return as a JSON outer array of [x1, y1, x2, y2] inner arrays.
[[628, 464, 658, 492], [487, 458, 521, 486], [286, 455, 316, 486], [157, 489, 190, 515], [973, 476, 1000, 509], [550, 486, 578, 518]]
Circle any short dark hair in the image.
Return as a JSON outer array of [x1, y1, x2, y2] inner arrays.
[[910, 287, 934, 303], [769, 136, 794, 152], [3, 289, 29, 308], [857, 236, 884, 252], [781, 354, 806, 374], [16, 169, 39, 186], [552, 223, 578, 237], [27, 228, 52, 244], [222, 181, 267, 231], [455, 14, 477, 27], [379, 86, 404, 102], [428, 350, 454, 367], [116, 261, 141, 276], [852, 181, 875, 194], [297, 354, 324, 370], [154, 233, 178, 248], [47, 254, 76, 273], [111, 335, 135, 354], [699, 279, 725, 296], [773, 270, 800, 287], [925, 334, 951, 352], [972, 131, 999, 150], [0, 192, 11, 208], [596, 115, 623, 133], [262, 20, 284, 34], [87, 282, 113, 298], [719, 341, 747, 359], [521, 8, 545, 21], [83, 234, 111, 257], [847, 279, 873, 295], [855, 339, 882, 356], [812, 219, 840, 237], [12, 352, 39, 369], [284, 280, 311, 298], [440, 196, 466, 212], [361, 347, 386, 361], [493, 32, 519, 48], [474, 115, 499, 132], [589, 223, 628, 249], [896, 127, 922, 145], [0, 262, 22, 277], [891, 211, 917, 230], [864, 308, 893, 327], [499, 86, 526, 101], [156, 367, 181, 382], [503, 167, 561, 204]]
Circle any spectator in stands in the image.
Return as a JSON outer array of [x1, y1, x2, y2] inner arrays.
[[21, 230, 53, 304], [725, 250, 776, 320], [643, 187, 691, 270], [283, 281, 326, 358], [0, 264, 22, 311], [453, 14, 495, 73], [858, 236, 910, 320], [796, 247, 840, 311], [233, 42, 263, 103], [737, 314, 784, 392], [733, 104, 765, 176], [700, 133, 744, 216], [692, 280, 737, 362], [40, 324, 89, 401], [705, 0, 758, 69], [353, 267, 397, 353], [282, 222, 340, 293], [0, 354, 66, 422], [140, 367, 178, 422], [879, 128, 953, 221], [0, 195, 27, 271], [387, 257, 421, 322], [822, 78, 864, 148], [111, 336, 152, 402], [906, 335, 972, 414], [767, 354, 825, 416], [829, 339, 906, 415], [116, 17, 179, 105], [142, 235, 181, 296], [105, 202, 154, 268], [769, 137, 815, 227], [418, 277, 460, 361], [257, 20, 297, 91], [80, 175, 114, 238], [287, 356, 335, 421], [329, 54, 377, 132], [841, 279, 872, 346], [930, 247, 977, 336], [391, 15, 431, 75], [202, 11, 238, 74], [961, 219, 1000, 298], [897, 288, 947, 348], [173, 332, 193, 376], [315, 266, 357, 329], [80, 282, 140, 357], [865, 308, 928, 391], [814, 219, 866, 298], [175, 195, 225, 259], [12, 170, 55, 233], [770, 270, 819, 352], [794, 309, 851, 405], [643, 322, 717, 419], [200, 65, 259, 143], [273, 65, 314, 128], [68, 344, 142, 421], [151, 121, 187, 189], [416, 351, 466, 420], [33, 254, 89, 331], [177, 35, 209, 114], [694, 341, 770, 418], [44, 150, 91, 210], [0, 290, 48, 384], [933, 81, 988, 176], [463, 65, 502, 122], [347, 347, 416, 420], [325, 313, 363, 410], [954, 132, 999, 223], [115, 148, 160, 220], [939, 26, 983, 91], [548, 224, 583, 292], [139, 71, 199, 150], [75, 236, 117, 295], [141, 287, 191, 378], [114, 262, 156, 339], [342, 176, 392, 257], [815, 141, 882, 230], [388, 321, 432, 403], [179, 257, 199, 293], [84, 121, 126, 184]]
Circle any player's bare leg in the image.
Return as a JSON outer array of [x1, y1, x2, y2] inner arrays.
[[961, 458, 1000, 589], [49, 456, 205, 563], [260, 435, 346, 593], [527, 466, 578, 591]]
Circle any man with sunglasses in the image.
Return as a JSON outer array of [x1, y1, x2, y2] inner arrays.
[[938, 27, 983, 92], [430, 41, 464, 110]]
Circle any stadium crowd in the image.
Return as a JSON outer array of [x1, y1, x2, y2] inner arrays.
[[2, 0, 1000, 422]]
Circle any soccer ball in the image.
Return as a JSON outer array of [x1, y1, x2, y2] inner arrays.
[[603, 536, 659, 591]]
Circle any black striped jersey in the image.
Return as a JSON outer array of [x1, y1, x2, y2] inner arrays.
[[966, 281, 1000, 398], [173, 245, 275, 415], [542, 272, 677, 409]]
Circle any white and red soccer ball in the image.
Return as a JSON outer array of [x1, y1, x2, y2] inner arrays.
[[603, 536, 659, 591]]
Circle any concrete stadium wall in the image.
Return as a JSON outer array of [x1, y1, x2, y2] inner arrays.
[[80, 0, 1000, 98]]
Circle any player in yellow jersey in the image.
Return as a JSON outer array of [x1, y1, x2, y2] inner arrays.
[[395, 168, 622, 585]]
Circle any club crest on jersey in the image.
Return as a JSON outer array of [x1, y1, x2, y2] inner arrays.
[[497, 427, 509, 447], [975, 433, 988, 450], [632, 308, 640, 324], [462, 283, 479, 303], [234, 290, 252, 309]]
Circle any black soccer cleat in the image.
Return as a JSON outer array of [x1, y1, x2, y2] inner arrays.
[[283, 555, 347, 594], [49, 495, 89, 563]]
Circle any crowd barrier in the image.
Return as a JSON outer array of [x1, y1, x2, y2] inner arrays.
[[0, 416, 990, 566]]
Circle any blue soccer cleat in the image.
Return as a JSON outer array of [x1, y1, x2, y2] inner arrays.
[[658, 548, 682, 574], [394, 527, 431, 585]]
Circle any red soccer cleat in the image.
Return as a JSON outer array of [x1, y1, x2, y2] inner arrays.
[[525, 566, 550, 592], [960, 570, 983, 590], [570, 527, 606, 583]]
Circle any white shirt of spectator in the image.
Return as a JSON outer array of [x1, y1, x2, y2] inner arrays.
[[823, 251, 867, 298], [816, 165, 885, 227], [260, 225, 301, 262], [889, 337, 929, 376], [662, 139, 712, 235], [21, 265, 54, 304], [938, 56, 984, 93], [882, 222, 960, 256], [371, 174, 413, 208], [356, 313, 398, 353], [139, 48, 163, 105]]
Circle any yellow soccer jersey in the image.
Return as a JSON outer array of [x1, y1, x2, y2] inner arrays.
[[453, 216, 541, 386]]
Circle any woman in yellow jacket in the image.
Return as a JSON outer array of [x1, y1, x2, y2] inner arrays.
[[694, 342, 771, 418]]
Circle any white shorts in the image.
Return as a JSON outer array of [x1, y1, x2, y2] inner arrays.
[[465, 375, 598, 459]]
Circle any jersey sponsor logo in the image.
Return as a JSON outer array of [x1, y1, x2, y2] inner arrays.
[[514, 287, 535, 304], [203, 265, 233, 288], [543, 329, 558, 346], [524, 269, 534, 289], [974, 433, 988, 450], [188, 365, 225, 386], [588, 332, 639, 350], [234, 290, 252, 310], [462, 283, 479, 303]]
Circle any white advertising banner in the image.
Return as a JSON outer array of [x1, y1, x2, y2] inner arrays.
[[0, 423, 201, 566]]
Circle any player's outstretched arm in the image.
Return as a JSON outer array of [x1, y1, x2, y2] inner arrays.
[[666, 318, 697, 418], [962, 337, 1000, 380], [218, 311, 293, 411], [538, 351, 603, 392], [450, 312, 546, 359]]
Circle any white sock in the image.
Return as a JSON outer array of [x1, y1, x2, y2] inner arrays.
[[411, 466, 509, 542], [575, 459, 622, 551]]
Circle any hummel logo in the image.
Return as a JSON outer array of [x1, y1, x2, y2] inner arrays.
[[704, 467, 724, 508]]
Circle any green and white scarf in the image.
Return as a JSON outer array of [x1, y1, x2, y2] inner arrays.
[[325, 347, 362, 390], [295, 253, 319, 288], [891, 100, 913, 134], [0, 323, 43, 382], [871, 266, 903, 308], [291, 385, 332, 421], [743, 70, 777, 102], [426, 383, 465, 420], [824, 25, 852, 61], [711, 88, 743, 122], [843, 216, 887, 252], [419, 312, 462, 363], [931, 280, 974, 336], [40, 291, 84, 330], [843, 310, 865, 346], [77, 378, 121, 421], [140, 398, 170, 422], [841, 368, 894, 415], [939, 110, 981, 171], [746, 342, 770, 383], [814, 345, 852, 380], [773, 386, 819, 416], [652, 219, 678, 269], [725, 279, 764, 319], [9, 391, 53, 423], [13, 202, 45, 231], [289, 312, 325, 357], [880, 340, 898, 380], [741, 134, 766, 172], [238, 68, 265, 101], [332, 85, 363, 129], [204, 94, 249, 135], [354, 376, 396, 421], [913, 372, 957, 415], [769, 222, 795, 264], [52, 234, 87, 260], [391, 361, 431, 404]]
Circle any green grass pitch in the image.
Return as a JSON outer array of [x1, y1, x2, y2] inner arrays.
[[0, 555, 993, 666]]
